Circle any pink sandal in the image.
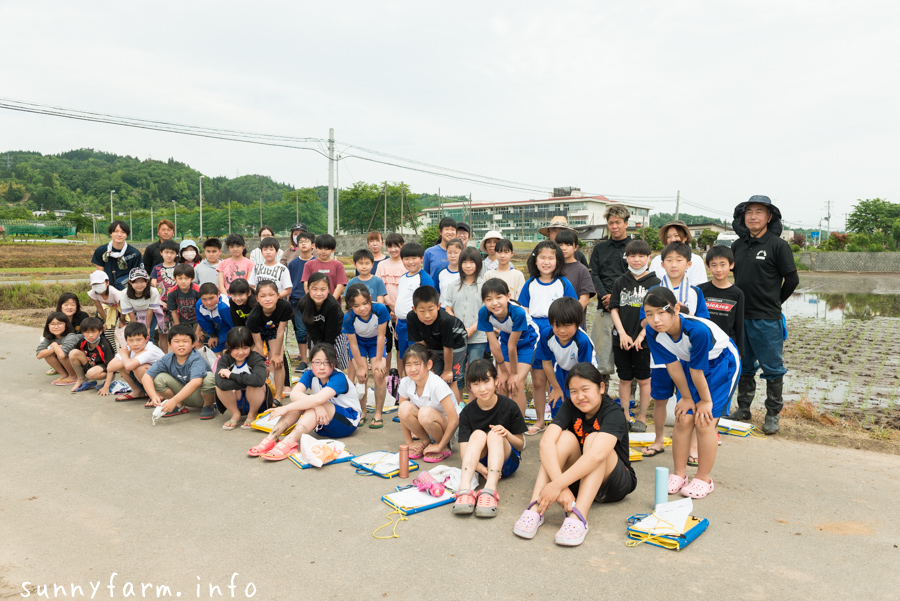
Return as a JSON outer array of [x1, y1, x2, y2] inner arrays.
[[555, 507, 589, 546], [261, 440, 298, 461], [668, 473, 690, 494], [680, 477, 714, 499], [452, 490, 476, 515], [474, 489, 499, 518], [247, 438, 277, 457], [513, 501, 544, 539]]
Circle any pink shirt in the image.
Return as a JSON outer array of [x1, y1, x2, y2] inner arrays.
[[301, 259, 348, 295], [217, 257, 255, 290], [376, 258, 407, 308]]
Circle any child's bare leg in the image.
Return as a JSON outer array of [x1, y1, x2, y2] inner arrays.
[[282, 403, 334, 445], [689, 430, 699, 463], [397, 357, 405, 379], [69, 351, 87, 390], [100, 357, 124, 395], [619, 378, 633, 423], [483, 430, 512, 492], [158, 335, 168, 354], [118, 368, 145, 397], [460, 431, 489, 492], [531, 368, 547, 429], [635, 378, 651, 424], [57, 355, 76, 379], [217, 388, 243, 425], [694, 419, 719, 482], [43, 355, 67, 379], [672, 413, 695, 478], [273, 365, 285, 400], [572, 433, 619, 520], [643, 398, 668, 454], [261, 409, 302, 442], [398, 402, 427, 451], [373, 369, 386, 423], [529, 430, 581, 507], [417, 407, 448, 452], [244, 386, 266, 425]]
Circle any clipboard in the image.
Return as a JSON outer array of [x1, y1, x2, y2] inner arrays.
[[250, 409, 296, 435], [628, 433, 673, 447], [626, 514, 709, 550], [288, 448, 355, 470], [717, 418, 754, 437], [351, 450, 419, 479], [382, 484, 455, 515], [629, 448, 644, 462]]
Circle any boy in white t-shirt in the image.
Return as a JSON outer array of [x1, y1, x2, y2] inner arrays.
[[436, 238, 464, 306], [99, 322, 164, 401], [248, 237, 293, 298]]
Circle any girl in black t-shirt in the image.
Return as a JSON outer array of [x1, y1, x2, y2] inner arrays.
[[246, 281, 293, 401], [453, 359, 526, 518], [227, 278, 257, 327], [298, 272, 348, 370], [513, 363, 635, 547]]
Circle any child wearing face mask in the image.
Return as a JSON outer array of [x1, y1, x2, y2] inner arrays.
[[88, 270, 124, 352], [179, 240, 201, 268]]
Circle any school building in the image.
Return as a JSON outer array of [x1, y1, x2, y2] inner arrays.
[[420, 189, 652, 243]]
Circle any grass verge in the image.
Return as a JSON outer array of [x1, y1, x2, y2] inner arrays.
[[0, 282, 91, 311]]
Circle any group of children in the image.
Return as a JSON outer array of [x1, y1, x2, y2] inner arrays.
[[34, 216, 748, 547]]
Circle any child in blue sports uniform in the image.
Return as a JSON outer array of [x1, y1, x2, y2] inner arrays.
[[342, 283, 390, 428], [195, 282, 234, 353], [640, 241, 711, 454], [248, 343, 361, 461], [394, 242, 434, 375], [643, 287, 740, 499], [477, 278, 540, 417], [518, 240, 578, 435], [536, 297, 598, 430]]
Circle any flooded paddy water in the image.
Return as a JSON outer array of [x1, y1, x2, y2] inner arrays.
[[783, 273, 900, 428]]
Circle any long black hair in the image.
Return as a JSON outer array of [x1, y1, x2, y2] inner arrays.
[[298, 272, 340, 323], [43, 311, 74, 339], [458, 247, 483, 290], [526, 240, 566, 280], [564, 362, 609, 396]]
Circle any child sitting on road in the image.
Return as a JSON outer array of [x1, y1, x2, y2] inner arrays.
[[342, 283, 390, 428], [397, 344, 459, 464], [195, 282, 234, 353], [141, 324, 217, 420], [513, 363, 635, 547], [643, 287, 740, 499], [216, 326, 269, 430], [88, 270, 123, 351], [68, 317, 115, 393], [453, 360, 526, 518], [99, 322, 164, 401], [248, 343, 362, 460], [36, 312, 81, 386]]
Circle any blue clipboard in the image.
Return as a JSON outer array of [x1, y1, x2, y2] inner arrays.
[[288, 449, 356, 470], [382, 484, 455, 515], [351, 450, 419, 479], [626, 514, 709, 550]]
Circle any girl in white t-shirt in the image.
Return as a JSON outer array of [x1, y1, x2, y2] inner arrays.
[[396, 343, 459, 463], [248, 343, 361, 461], [88, 271, 124, 351], [120, 268, 165, 331]]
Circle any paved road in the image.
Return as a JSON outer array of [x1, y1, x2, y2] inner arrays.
[[1, 321, 898, 600]]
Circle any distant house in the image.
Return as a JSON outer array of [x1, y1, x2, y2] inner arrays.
[[686, 222, 731, 239]]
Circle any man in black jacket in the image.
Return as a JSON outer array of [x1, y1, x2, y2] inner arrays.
[[730, 195, 799, 434], [588, 205, 631, 375]]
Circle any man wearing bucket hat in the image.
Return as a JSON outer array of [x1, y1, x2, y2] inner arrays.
[[539, 216, 589, 268], [730, 195, 799, 434], [649, 220, 708, 284]]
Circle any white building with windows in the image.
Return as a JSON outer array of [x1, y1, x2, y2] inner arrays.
[[420, 189, 651, 243]]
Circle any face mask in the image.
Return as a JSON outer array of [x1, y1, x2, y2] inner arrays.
[[182, 250, 197, 261], [628, 265, 648, 275], [91, 284, 107, 294], [292, 235, 300, 245]]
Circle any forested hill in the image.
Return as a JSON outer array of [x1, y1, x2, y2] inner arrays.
[[650, 212, 729, 228], [0, 148, 316, 215]]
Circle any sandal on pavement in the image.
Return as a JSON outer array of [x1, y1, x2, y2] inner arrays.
[[144, 399, 155, 408], [53, 378, 76, 386], [475, 489, 499, 518], [641, 447, 665, 457], [668, 473, 689, 494], [162, 405, 188, 417], [247, 438, 277, 457], [72, 381, 97, 393], [423, 450, 451, 463], [46, 368, 58, 376], [115, 393, 147, 402], [524, 425, 545, 436], [631, 420, 648, 433], [513, 501, 544, 539], [452, 490, 476, 515], [368, 419, 384, 429], [408, 443, 426, 460], [687, 455, 699, 467], [222, 419, 241, 430], [241, 420, 254, 429], [555, 508, 589, 547], [680, 477, 714, 499], [262, 440, 298, 461]]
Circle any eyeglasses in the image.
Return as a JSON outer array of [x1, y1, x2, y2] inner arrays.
[[311, 360, 332, 368]]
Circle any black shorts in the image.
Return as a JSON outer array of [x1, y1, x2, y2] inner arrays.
[[430, 348, 467, 383], [570, 456, 637, 504], [612, 342, 651, 381], [385, 321, 394, 354]]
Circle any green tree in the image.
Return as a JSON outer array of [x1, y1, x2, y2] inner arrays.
[[637, 225, 661, 250], [846, 198, 900, 235], [697, 228, 719, 248], [419, 225, 440, 249]]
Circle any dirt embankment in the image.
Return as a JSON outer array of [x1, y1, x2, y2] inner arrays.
[[0, 243, 96, 268]]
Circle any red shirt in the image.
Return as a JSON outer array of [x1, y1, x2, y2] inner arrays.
[[301, 259, 348, 294]]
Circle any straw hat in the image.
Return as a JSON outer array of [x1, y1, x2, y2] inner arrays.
[[480, 230, 503, 252], [539, 216, 576, 237], [658, 220, 693, 244]]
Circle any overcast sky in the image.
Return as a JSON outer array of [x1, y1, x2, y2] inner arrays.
[[2, 1, 898, 230]]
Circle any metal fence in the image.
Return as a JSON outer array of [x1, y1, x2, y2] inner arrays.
[[797, 252, 900, 272]]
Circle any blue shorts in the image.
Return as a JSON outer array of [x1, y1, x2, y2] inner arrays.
[[316, 404, 358, 439], [531, 317, 550, 369], [349, 336, 385, 360], [479, 445, 521, 478], [396, 319, 410, 358], [500, 339, 535, 367], [650, 366, 675, 400], [681, 344, 741, 419]]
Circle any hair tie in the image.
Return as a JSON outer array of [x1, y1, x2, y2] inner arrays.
[[662, 304, 670, 312]]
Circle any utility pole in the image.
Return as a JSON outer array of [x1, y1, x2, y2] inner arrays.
[[295, 191, 299, 224], [438, 188, 442, 219], [228, 198, 232, 235], [327, 128, 335, 235], [259, 194, 263, 229], [383, 183, 388, 232], [129, 211, 132, 239], [825, 200, 833, 236], [150, 206, 153, 239], [675, 190, 680, 221], [172, 200, 177, 238], [110, 190, 115, 222], [199, 175, 204, 239], [400, 182, 404, 234], [336, 154, 341, 233]]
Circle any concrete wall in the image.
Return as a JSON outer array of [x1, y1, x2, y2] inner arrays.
[[796, 251, 900, 272]]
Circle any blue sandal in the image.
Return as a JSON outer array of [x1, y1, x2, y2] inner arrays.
[[72, 381, 97, 393]]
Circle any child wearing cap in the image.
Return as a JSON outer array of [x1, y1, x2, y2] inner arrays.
[[120, 267, 165, 331], [88, 270, 124, 351], [455, 222, 471, 246], [481, 230, 502, 271], [178, 240, 201, 268]]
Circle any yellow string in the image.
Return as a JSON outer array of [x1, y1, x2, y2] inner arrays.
[[373, 509, 407, 539], [625, 514, 682, 549]]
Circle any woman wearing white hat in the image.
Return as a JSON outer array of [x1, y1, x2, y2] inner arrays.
[[539, 216, 589, 268], [480, 230, 503, 271], [648, 221, 708, 284]]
